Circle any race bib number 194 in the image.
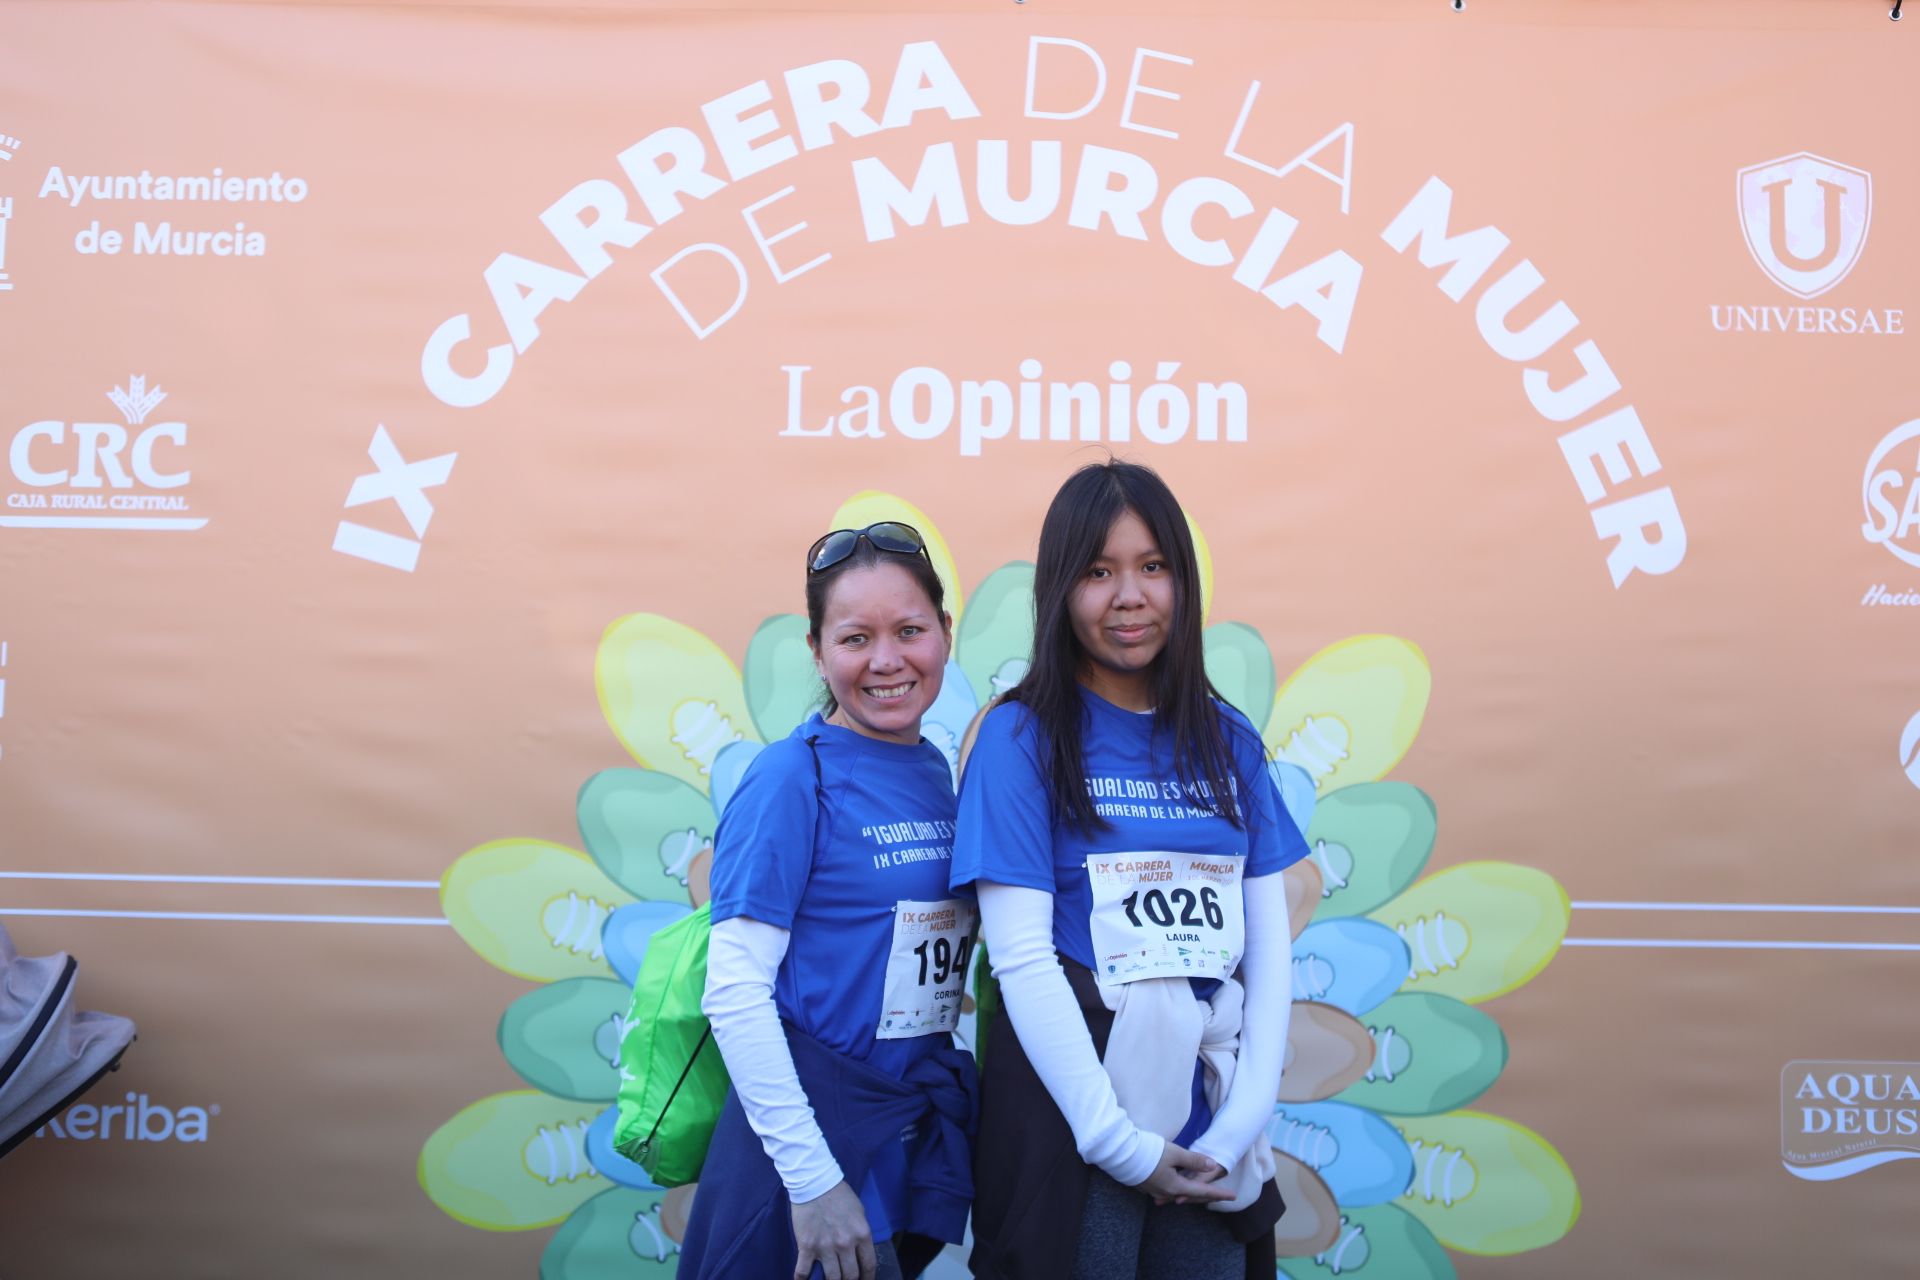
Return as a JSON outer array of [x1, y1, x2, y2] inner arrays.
[[877, 898, 978, 1040], [1087, 851, 1245, 986]]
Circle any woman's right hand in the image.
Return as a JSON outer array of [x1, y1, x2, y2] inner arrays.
[[1137, 1140, 1235, 1207], [790, 1180, 877, 1280]]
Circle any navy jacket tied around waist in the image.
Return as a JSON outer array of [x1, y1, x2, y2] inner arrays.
[[677, 1023, 979, 1280]]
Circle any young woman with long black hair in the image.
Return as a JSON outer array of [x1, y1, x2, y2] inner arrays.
[[951, 462, 1305, 1279], [679, 524, 978, 1280]]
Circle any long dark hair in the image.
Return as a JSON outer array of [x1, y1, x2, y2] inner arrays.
[[805, 535, 948, 717], [1008, 462, 1242, 831]]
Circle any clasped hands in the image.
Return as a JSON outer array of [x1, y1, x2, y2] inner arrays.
[[1139, 1139, 1233, 1207]]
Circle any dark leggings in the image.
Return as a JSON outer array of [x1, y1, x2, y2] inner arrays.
[[1070, 1170, 1245, 1280]]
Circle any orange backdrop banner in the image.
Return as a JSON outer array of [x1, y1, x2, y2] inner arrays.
[[2, 1, 1917, 1276]]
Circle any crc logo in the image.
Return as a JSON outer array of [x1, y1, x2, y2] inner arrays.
[[1862, 420, 1920, 569], [3, 375, 207, 531], [1737, 152, 1872, 300]]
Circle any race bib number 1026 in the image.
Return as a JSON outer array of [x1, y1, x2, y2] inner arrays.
[[1086, 851, 1245, 986]]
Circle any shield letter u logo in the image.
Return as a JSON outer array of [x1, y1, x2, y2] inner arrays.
[[1737, 152, 1872, 299]]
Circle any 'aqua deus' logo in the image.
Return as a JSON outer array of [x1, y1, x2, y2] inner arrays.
[[1782, 1060, 1920, 1181], [1738, 153, 1872, 300]]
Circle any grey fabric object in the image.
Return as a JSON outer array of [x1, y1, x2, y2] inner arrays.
[[0, 923, 136, 1158], [1070, 1171, 1244, 1280]]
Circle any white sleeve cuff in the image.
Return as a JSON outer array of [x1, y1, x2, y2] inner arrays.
[[701, 915, 845, 1202], [1188, 871, 1291, 1170], [977, 881, 1161, 1186]]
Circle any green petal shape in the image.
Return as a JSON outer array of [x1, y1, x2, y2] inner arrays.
[[956, 561, 1034, 706], [1279, 1202, 1456, 1279], [540, 1187, 679, 1278], [577, 769, 713, 903], [418, 1091, 609, 1230], [1306, 783, 1437, 922], [500, 977, 632, 1103], [743, 613, 818, 744], [1369, 862, 1569, 1004], [1337, 993, 1506, 1116], [1204, 621, 1276, 734], [442, 840, 631, 982], [1395, 1110, 1581, 1255]]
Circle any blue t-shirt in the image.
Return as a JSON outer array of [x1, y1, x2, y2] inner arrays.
[[707, 713, 963, 1234], [949, 687, 1309, 1140]]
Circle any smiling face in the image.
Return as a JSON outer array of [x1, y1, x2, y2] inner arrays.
[[809, 561, 951, 744], [1068, 508, 1174, 711]]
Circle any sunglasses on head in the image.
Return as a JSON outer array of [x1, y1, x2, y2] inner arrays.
[[806, 521, 931, 574]]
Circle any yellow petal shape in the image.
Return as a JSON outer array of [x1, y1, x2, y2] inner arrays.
[[1370, 862, 1570, 1005], [419, 1091, 608, 1231], [442, 839, 633, 982], [1186, 512, 1214, 625], [829, 491, 965, 626], [1267, 636, 1432, 794], [1395, 1110, 1581, 1255], [596, 614, 754, 791]]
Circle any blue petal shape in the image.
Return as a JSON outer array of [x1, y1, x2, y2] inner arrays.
[[710, 739, 764, 817], [603, 900, 694, 987], [1292, 918, 1410, 1015], [586, 1105, 662, 1191], [1268, 1100, 1414, 1207], [1271, 760, 1316, 837], [921, 659, 981, 780]]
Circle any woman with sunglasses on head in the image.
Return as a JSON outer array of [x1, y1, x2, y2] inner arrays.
[[679, 523, 979, 1280], [951, 462, 1307, 1279]]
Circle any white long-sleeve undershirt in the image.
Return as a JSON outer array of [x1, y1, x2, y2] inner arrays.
[[977, 872, 1293, 1189], [700, 915, 844, 1203], [1187, 870, 1292, 1174], [976, 881, 1164, 1187]]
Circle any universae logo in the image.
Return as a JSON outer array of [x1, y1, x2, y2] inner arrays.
[[3, 375, 207, 531], [1711, 152, 1900, 336], [1738, 152, 1871, 299]]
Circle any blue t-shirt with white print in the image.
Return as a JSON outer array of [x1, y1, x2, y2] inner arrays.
[[707, 712, 963, 1235], [949, 686, 1309, 1140]]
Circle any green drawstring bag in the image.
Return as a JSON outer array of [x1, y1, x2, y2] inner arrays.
[[612, 902, 730, 1187], [970, 940, 998, 1066]]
